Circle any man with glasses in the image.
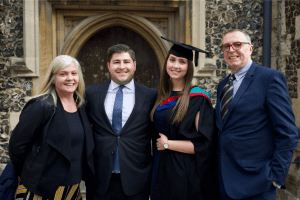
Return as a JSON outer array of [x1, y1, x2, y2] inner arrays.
[[215, 30, 298, 200]]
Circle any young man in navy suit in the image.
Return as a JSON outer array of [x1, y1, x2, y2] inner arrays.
[[216, 30, 298, 200], [85, 44, 158, 200]]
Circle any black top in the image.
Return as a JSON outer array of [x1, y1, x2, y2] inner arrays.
[[62, 110, 84, 185], [153, 91, 179, 133], [151, 91, 178, 197]]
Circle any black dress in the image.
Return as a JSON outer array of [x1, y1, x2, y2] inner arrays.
[[151, 89, 219, 200]]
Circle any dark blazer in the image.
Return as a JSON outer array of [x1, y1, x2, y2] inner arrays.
[[215, 62, 298, 199], [85, 80, 158, 196], [9, 94, 95, 199]]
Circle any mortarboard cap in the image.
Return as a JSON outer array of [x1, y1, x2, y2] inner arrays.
[[161, 36, 209, 67]]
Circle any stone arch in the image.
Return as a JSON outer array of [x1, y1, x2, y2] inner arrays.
[[61, 13, 170, 70]]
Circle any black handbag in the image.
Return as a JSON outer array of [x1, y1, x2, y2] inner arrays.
[[0, 162, 18, 200]]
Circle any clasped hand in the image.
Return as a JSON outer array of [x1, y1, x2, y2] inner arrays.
[[156, 133, 168, 151]]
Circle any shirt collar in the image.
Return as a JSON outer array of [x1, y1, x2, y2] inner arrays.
[[109, 79, 135, 91], [232, 60, 252, 81]]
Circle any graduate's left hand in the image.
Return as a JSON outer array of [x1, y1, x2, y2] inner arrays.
[[157, 133, 168, 151]]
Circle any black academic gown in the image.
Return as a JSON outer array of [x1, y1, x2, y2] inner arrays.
[[151, 95, 219, 200]]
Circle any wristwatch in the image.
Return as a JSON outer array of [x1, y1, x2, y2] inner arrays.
[[164, 143, 169, 149]]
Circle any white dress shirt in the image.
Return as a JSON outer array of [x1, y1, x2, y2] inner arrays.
[[231, 59, 252, 97], [104, 79, 135, 128]]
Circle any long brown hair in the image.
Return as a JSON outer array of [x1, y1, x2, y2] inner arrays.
[[150, 53, 194, 124]]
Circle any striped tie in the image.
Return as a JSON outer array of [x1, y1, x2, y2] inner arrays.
[[221, 74, 236, 124]]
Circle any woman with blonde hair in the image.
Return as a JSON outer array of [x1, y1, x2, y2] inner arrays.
[[9, 55, 95, 200], [150, 37, 219, 200]]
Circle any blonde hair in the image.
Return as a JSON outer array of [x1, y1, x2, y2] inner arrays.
[[38, 55, 85, 107]]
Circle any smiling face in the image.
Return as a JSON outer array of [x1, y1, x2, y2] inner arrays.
[[166, 54, 188, 82], [107, 52, 136, 85], [54, 62, 79, 96], [223, 31, 254, 73]]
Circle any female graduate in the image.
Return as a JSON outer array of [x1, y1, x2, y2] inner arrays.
[[9, 55, 95, 200], [150, 37, 219, 200]]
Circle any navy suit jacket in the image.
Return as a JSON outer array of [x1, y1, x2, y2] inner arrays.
[[85, 81, 158, 196], [215, 62, 298, 199]]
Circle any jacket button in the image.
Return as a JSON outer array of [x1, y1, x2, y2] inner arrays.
[[112, 152, 114, 154], [222, 151, 226, 155], [118, 136, 120, 139], [222, 131, 225, 135]]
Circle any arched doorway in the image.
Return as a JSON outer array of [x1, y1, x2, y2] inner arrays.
[[76, 26, 160, 88]]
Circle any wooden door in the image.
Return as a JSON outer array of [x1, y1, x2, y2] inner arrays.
[[77, 26, 160, 88]]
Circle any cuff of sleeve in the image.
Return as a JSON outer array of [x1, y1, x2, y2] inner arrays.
[[272, 181, 281, 189]]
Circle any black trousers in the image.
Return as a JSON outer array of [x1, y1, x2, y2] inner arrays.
[[94, 174, 149, 200]]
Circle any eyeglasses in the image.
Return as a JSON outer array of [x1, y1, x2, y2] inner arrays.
[[221, 42, 250, 52]]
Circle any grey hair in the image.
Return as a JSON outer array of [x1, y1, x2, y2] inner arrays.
[[223, 29, 252, 45], [37, 55, 85, 107]]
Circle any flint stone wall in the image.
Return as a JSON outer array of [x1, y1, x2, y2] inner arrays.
[[0, 0, 32, 167], [198, 0, 264, 106]]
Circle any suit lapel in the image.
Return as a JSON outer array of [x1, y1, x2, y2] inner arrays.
[[223, 63, 256, 125], [119, 81, 146, 135], [78, 107, 94, 161], [98, 81, 117, 135], [216, 77, 228, 129]]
